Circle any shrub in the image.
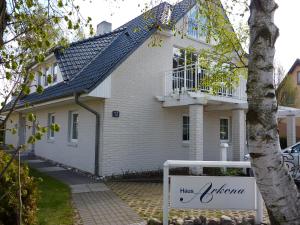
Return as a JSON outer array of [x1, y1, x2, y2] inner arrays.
[[203, 167, 245, 176], [0, 151, 38, 225]]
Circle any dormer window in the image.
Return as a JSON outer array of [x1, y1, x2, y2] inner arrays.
[[187, 5, 206, 40], [37, 71, 41, 86], [45, 67, 51, 86], [41, 64, 59, 88], [52, 63, 58, 83]]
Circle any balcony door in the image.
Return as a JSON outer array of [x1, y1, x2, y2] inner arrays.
[[172, 47, 205, 92]]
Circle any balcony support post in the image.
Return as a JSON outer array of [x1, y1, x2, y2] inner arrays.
[[189, 104, 204, 174], [232, 109, 246, 161]]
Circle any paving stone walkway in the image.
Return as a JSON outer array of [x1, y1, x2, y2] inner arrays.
[[23, 156, 146, 225]]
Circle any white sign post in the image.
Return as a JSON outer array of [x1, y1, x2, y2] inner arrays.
[[163, 160, 264, 225]]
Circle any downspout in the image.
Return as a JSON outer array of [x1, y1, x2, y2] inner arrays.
[[74, 93, 100, 177]]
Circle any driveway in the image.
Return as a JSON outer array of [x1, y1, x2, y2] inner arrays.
[[107, 181, 270, 224]]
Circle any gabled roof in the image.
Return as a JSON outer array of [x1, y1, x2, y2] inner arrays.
[[288, 58, 300, 74], [14, 0, 196, 107], [55, 28, 125, 81]]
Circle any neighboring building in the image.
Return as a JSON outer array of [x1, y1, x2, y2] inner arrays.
[[0, 116, 4, 146], [4, 0, 249, 176], [277, 59, 300, 147]]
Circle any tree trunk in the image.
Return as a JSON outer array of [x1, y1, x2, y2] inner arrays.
[[247, 0, 300, 224], [0, 0, 6, 48]]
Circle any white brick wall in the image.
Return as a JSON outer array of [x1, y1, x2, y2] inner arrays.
[[101, 34, 206, 175], [4, 15, 247, 176], [100, 18, 237, 175], [231, 109, 246, 161], [203, 110, 233, 161], [5, 100, 104, 173], [189, 104, 203, 161], [4, 113, 19, 147]]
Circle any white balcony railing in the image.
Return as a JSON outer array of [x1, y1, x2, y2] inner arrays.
[[164, 64, 247, 101]]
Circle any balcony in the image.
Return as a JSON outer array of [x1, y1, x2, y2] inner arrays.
[[163, 64, 247, 103]]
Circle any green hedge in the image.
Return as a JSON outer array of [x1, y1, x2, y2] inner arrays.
[[0, 151, 38, 225]]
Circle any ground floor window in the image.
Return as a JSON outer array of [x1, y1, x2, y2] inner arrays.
[[183, 115, 190, 141], [48, 113, 55, 139], [70, 112, 79, 142], [220, 118, 229, 141]]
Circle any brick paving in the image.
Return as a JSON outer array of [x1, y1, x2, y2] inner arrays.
[[73, 191, 145, 225], [24, 157, 146, 225], [23, 156, 270, 224], [107, 182, 270, 224]]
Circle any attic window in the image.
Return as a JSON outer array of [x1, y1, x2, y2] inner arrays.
[[297, 72, 300, 85], [41, 64, 58, 88], [187, 5, 206, 40], [164, 6, 172, 25], [52, 64, 58, 83], [44, 67, 51, 86]]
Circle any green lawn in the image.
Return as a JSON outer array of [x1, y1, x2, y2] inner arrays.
[[30, 169, 75, 225]]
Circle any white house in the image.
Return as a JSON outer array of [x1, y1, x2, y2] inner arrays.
[[4, 0, 253, 176]]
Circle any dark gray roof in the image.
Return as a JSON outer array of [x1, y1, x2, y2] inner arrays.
[[55, 29, 125, 81], [288, 58, 300, 74], [15, 0, 195, 107]]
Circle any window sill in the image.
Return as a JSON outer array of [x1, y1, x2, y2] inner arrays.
[[187, 35, 209, 45], [182, 141, 189, 147], [47, 139, 55, 143], [68, 142, 78, 148], [220, 140, 230, 144]]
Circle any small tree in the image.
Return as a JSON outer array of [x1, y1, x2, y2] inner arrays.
[[0, 0, 93, 153], [0, 0, 92, 223]]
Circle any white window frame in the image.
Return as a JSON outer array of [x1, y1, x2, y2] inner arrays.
[[186, 5, 206, 40], [297, 71, 300, 85], [182, 114, 190, 143], [52, 63, 58, 84], [48, 113, 55, 140], [70, 112, 79, 143], [44, 67, 51, 87], [220, 117, 230, 142], [36, 71, 41, 86]]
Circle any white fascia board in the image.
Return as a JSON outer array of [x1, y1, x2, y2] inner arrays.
[[88, 75, 111, 98], [31, 53, 56, 70]]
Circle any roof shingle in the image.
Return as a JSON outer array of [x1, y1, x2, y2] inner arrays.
[[15, 0, 196, 108]]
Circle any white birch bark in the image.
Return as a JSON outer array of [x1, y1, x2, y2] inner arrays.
[[248, 0, 300, 224]]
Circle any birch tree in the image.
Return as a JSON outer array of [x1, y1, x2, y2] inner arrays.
[[0, 1, 92, 223], [196, 0, 300, 223], [247, 1, 300, 224]]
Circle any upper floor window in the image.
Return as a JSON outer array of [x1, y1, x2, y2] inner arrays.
[[39, 64, 59, 88], [187, 5, 206, 40], [172, 47, 205, 91], [297, 71, 300, 85], [173, 47, 198, 70], [52, 63, 58, 83], [44, 67, 51, 87], [36, 71, 41, 86]]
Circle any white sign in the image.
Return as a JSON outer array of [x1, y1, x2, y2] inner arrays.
[[170, 176, 256, 210]]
